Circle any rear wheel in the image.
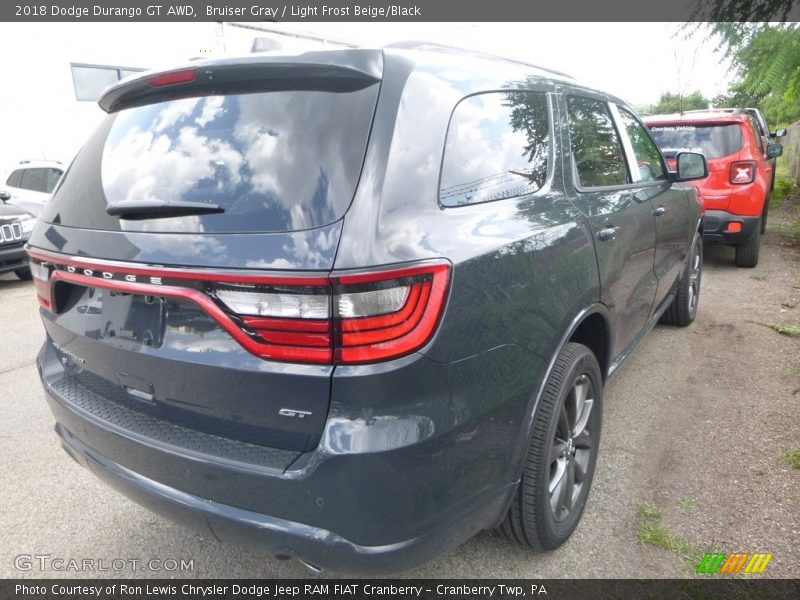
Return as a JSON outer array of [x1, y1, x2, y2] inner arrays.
[[735, 223, 761, 268], [660, 235, 702, 326], [14, 268, 31, 281], [497, 342, 602, 551], [761, 192, 770, 234]]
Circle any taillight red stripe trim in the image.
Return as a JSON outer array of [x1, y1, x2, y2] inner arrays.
[[242, 316, 330, 333], [48, 270, 332, 364], [27, 249, 451, 365], [255, 330, 331, 348]]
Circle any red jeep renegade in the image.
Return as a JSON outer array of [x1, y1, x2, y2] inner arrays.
[[644, 111, 783, 267]]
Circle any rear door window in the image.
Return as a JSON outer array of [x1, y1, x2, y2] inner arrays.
[[648, 124, 743, 159], [567, 96, 630, 188], [20, 168, 48, 193], [439, 91, 551, 207], [42, 86, 379, 233], [44, 168, 63, 193]]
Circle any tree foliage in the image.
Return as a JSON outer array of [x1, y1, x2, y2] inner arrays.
[[687, 0, 800, 125], [691, 0, 799, 23], [647, 90, 710, 115]]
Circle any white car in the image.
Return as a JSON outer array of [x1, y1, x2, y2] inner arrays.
[[1, 160, 64, 217]]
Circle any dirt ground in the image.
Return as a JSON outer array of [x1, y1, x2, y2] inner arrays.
[[0, 210, 797, 579]]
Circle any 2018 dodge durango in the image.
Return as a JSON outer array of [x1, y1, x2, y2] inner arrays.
[[26, 46, 707, 573]]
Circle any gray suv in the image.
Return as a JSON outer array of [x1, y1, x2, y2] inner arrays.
[[26, 46, 706, 573]]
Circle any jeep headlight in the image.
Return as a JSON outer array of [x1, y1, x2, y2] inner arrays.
[[20, 217, 37, 236]]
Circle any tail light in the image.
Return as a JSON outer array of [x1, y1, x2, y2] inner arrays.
[[147, 67, 197, 87], [25, 250, 451, 365], [730, 161, 756, 184], [334, 263, 450, 363], [29, 259, 51, 310]]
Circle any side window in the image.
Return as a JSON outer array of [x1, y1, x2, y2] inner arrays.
[[567, 96, 629, 188], [618, 108, 667, 182], [5, 169, 23, 187], [747, 115, 764, 154], [20, 168, 47, 193], [440, 91, 550, 207], [71, 64, 145, 101], [44, 168, 63, 194]]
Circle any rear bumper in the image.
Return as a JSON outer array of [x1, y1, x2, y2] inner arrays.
[[701, 210, 760, 245], [38, 341, 529, 573], [55, 423, 512, 573], [0, 241, 27, 274]]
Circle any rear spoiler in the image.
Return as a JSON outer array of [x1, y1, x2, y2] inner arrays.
[[98, 49, 383, 113]]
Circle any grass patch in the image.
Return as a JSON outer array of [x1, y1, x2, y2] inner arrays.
[[767, 322, 800, 335], [774, 175, 798, 205], [679, 498, 697, 508], [750, 274, 767, 281], [635, 503, 703, 566], [780, 448, 800, 469]]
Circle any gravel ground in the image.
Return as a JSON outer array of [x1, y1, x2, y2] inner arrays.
[[0, 214, 797, 579]]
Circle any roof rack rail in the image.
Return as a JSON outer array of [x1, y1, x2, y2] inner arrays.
[[683, 108, 744, 114], [385, 40, 574, 79]]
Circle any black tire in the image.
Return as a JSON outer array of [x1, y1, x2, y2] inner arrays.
[[14, 268, 32, 281], [660, 235, 702, 326], [761, 194, 769, 234], [497, 342, 602, 551], [735, 224, 761, 268]]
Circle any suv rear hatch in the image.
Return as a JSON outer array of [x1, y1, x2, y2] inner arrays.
[[28, 50, 383, 453], [648, 121, 745, 211]]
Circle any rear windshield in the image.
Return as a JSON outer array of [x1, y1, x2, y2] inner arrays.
[[42, 87, 378, 233], [648, 123, 743, 160]]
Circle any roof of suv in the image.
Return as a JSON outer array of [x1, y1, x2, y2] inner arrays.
[[98, 46, 615, 114], [643, 111, 751, 125], [7, 160, 64, 170]]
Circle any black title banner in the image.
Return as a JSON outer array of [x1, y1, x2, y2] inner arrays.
[[3, 579, 800, 600], [4, 0, 800, 22]]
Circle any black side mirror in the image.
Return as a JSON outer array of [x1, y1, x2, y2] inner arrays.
[[0, 191, 11, 202], [674, 152, 708, 182], [766, 143, 783, 159], [771, 128, 787, 138]]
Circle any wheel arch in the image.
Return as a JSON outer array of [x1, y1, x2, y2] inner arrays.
[[506, 303, 612, 487]]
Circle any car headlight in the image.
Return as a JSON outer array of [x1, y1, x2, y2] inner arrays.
[[20, 217, 37, 236]]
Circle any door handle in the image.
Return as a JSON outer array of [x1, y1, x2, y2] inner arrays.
[[596, 226, 619, 241], [654, 206, 666, 217]]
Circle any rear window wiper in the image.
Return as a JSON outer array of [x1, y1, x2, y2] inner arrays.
[[106, 200, 224, 220]]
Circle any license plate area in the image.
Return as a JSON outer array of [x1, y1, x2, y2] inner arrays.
[[101, 291, 166, 347]]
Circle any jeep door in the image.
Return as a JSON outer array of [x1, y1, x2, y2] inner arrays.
[[615, 105, 690, 304], [559, 92, 658, 361]]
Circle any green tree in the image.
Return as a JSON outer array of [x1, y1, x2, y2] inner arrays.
[[691, 0, 798, 22], [647, 90, 710, 114], [693, 21, 800, 127]]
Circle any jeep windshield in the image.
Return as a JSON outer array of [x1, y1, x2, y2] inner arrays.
[[648, 123, 743, 160], [41, 86, 379, 233]]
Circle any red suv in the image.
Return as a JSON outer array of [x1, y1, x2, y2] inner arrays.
[[644, 111, 783, 267]]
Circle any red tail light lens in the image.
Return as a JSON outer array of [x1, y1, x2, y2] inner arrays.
[[334, 263, 450, 364], [28, 259, 52, 310], [730, 161, 755, 184], [147, 68, 196, 87], [26, 250, 451, 365]]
